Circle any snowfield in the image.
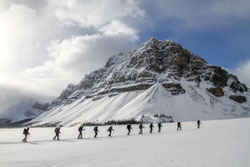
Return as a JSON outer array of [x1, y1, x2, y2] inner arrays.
[[1, 118, 250, 167]]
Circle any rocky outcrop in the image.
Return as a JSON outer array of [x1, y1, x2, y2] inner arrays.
[[102, 83, 154, 94], [161, 83, 186, 95], [86, 83, 154, 99], [210, 66, 229, 87], [229, 75, 248, 93], [229, 95, 247, 103], [207, 87, 224, 97]]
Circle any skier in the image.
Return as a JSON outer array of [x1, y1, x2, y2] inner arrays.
[[127, 124, 132, 135], [177, 122, 182, 131], [197, 120, 201, 129], [139, 123, 144, 134], [107, 126, 114, 137], [53, 126, 61, 140], [149, 123, 154, 133], [78, 125, 85, 139], [93, 126, 99, 138], [22, 127, 30, 142], [158, 122, 163, 133]]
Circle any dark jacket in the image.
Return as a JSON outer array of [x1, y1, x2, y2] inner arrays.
[[127, 124, 132, 130], [23, 128, 29, 135], [94, 126, 99, 132]]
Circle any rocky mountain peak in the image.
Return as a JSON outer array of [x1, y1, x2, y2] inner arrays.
[[126, 37, 207, 76], [47, 38, 248, 119], [24, 38, 250, 127], [2, 38, 249, 127]]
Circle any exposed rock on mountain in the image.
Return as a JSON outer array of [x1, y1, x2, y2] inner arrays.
[[229, 95, 247, 103], [207, 88, 224, 97]]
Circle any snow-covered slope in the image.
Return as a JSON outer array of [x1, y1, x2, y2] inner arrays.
[[29, 38, 250, 126], [0, 118, 250, 167]]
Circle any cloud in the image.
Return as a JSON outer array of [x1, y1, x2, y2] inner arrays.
[[234, 60, 250, 88], [25, 33, 137, 95], [100, 20, 138, 38], [0, 83, 53, 118], [0, 0, 249, 99], [46, 33, 137, 73], [0, 3, 37, 71], [48, 0, 145, 28], [0, 0, 144, 96]]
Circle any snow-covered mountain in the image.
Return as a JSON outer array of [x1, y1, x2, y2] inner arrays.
[[28, 38, 249, 126], [0, 85, 51, 127]]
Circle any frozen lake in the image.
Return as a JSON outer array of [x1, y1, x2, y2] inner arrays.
[[0, 118, 250, 167]]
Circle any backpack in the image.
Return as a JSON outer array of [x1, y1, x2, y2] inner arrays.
[[94, 126, 98, 131], [54, 127, 58, 133], [23, 128, 29, 134], [79, 126, 83, 131]]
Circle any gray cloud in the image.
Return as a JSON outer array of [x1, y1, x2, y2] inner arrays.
[[0, 83, 53, 117]]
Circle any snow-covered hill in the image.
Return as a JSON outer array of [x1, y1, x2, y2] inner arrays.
[[0, 118, 250, 167], [27, 37, 250, 127]]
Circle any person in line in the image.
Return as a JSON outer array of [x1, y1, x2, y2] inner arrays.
[[149, 123, 154, 133], [107, 126, 114, 137], [158, 122, 162, 133], [53, 126, 61, 140], [127, 124, 132, 135], [22, 127, 30, 142], [78, 125, 85, 139], [93, 126, 99, 138], [197, 120, 201, 129], [177, 122, 182, 131], [139, 123, 144, 134]]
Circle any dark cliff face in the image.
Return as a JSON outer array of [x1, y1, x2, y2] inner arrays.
[[52, 38, 248, 106]]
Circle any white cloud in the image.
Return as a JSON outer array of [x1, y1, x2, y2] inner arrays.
[[48, 0, 145, 28], [234, 60, 250, 88], [0, 0, 249, 99], [0, 0, 144, 96], [0, 3, 37, 71], [100, 20, 138, 38], [25, 33, 138, 95]]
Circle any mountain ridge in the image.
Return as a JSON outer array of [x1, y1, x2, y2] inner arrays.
[[25, 37, 249, 126], [1, 37, 249, 127]]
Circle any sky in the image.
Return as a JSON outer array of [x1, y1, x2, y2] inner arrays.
[[0, 0, 250, 98]]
